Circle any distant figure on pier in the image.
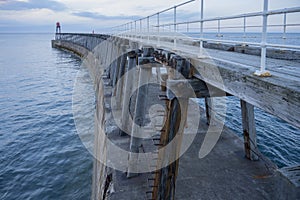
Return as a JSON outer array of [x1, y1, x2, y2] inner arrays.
[[56, 22, 61, 34]]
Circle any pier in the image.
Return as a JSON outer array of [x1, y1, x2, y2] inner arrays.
[[52, 0, 299, 199]]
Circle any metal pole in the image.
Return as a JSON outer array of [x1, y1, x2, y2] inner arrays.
[[140, 19, 142, 41], [243, 17, 246, 38], [147, 16, 150, 43], [157, 13, 160, 47], [131, 22, 133, 39], [243, 16, 246, 45], [198, 0, 205, 58], [255, 0, 270, 76], [217, 19, 221, 37], [135, 21, 137, 40], [174, 6, 177, 50], [283, 12, 287, 39]]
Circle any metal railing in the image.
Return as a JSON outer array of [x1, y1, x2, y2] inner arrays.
[[112, 0, 300, 76]]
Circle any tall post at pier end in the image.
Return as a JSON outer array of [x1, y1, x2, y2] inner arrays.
[[55, 22, 61, 40]]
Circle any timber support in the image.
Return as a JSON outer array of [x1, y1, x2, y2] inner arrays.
[[240, 100, 259, 161]]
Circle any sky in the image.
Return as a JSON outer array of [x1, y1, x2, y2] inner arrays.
[[0, 0, 299, 33]]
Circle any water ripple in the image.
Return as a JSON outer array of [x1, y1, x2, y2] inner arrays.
[[0, 34, 93, 199]]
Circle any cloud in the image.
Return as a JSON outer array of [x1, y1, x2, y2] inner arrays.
[[0, 0, 66, 11], [72, 11, 142, 21], [0, 0, 299, 33]]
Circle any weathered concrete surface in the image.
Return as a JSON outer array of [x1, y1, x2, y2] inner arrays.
[[276, 166, 300, 200], [52, 40, 89, 58], [175, 108, 278, 200]]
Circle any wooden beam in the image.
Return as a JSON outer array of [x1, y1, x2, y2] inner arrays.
[[240, 100, 259, 161], [166, 79, 231, 99], [205, 97, 211, 125], [153, 97, 189, 200], [191, 58, 300, 129]]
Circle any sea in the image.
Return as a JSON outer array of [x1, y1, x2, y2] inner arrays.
[[0, 33, 299, 199], [0, 33, 95, 199]]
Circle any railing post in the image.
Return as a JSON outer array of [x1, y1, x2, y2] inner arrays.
[[217, 19, 221, 37], [147, 16, 150, 44], [173, 6, 177, 50], [135, 20, 137, 40], [255, 0, 271, 77], [283, 12, 287, 39], [127, 23, 130, 38], [131, 22, 133, 39], [243, 16, 246, 45], [124, 24, 126, 38], [198, 0, 205, 58], [243, 17, 246, 38], [140, 19, 142, 41], [157, 13, 161, 47], [187, 22, 189, 33]]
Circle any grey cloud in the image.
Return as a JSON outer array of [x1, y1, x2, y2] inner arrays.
[[0, 0, 66, 11], [72, 11, 142, 21]]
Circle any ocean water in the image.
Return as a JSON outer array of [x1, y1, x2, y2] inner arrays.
[[185, 32, 300, 46], [197, 97, 300, 168], [0, 33, 299, 200], [0, 33, 94, 199]]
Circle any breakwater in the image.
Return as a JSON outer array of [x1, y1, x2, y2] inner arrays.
[[52, 33, 299, 199]]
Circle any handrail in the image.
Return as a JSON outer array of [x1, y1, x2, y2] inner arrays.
[[111, 0, 300, 76], [155, 7, 300, 27]]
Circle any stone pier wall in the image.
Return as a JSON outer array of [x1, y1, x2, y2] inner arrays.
[[52, 35, 131, 199]]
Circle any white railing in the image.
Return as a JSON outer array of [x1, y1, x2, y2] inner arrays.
[[112, 0, 300, 76]]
